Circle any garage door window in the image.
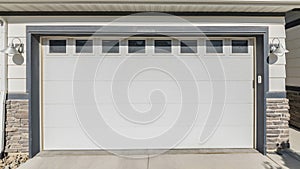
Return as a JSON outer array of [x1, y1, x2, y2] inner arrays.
[[128, 40, 146, 53], [154, 40, 172, 53], [102, 40, 119, 53], [206, 40, 223, 54], [180, 40, 197, 53], [232, 40, 248, 53], [76, 40, 93, 53], [49, 40, 66, 53]]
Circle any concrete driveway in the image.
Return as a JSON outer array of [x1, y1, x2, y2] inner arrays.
[[289, 127, 300, 153], [18, 150, 282, 169]]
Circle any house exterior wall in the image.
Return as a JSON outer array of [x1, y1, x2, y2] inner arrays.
[[286, 25, 300, 129], [286, 25, 300, 87], [0, 15, 289, 154], [4, 16, 287, 93]]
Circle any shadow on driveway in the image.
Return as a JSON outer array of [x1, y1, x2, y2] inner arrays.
[[268, 149, 300, 169]]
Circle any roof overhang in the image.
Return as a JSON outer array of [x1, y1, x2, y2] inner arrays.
[[0, 0, 299, 13]]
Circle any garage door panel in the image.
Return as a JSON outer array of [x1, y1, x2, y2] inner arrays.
[[43, 104, 79, 128], [43, 81, 96, 105], [97, 103, 253, 126], [218, 104, 253, 126], [43, 57, 253, 81], [94, 57, 211, 81], [43, 57, 100, 81], [178, 125, 253, 148], [43, 81, 73, 105], [94, 81, 252, 104], [203, 81, 253, 104], [43, 58, 77, 81], [44, 80, 253, 104], [44, 125, 253, 150], [85, 103, 206, 127], [43, 103, 253, 129], [94, 57, 253, 81], [209, 58, 253, 81], [44, 127, 97, 150]]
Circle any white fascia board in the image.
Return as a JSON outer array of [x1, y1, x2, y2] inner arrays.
[[0, 0, 300, 5], [0, 1, 299, 13]]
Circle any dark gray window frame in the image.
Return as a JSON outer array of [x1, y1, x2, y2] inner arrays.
[[26, 25, 269, 158]]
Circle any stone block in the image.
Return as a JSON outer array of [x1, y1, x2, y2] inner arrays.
[[4, 100, 29, 154], [266, 98, 290, 153]]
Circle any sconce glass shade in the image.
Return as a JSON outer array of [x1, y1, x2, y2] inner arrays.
[[270, 38, 289, 57], [4, 43, 19, 55], [272, 44, 289, 57], [1, 38, 24, 56]]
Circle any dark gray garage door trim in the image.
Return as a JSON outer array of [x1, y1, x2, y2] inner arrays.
[[26, 25, 268, 158]]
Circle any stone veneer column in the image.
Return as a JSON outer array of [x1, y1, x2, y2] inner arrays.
[[266, 98, 290, 152], [4, 100, 29, 154]]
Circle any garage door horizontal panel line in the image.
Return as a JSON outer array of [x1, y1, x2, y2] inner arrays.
[[43, 79, 253, 82], [42, 125, 254, 129], [65, 101, 253, 104], [43, 122, 254, 128], [42, 79, 253, 82], [43, 103, 254, 106], [42, 100, 254, 103], [44, 102, 253, 105], [42, 124, 254, 129], [42, 122, 255, 127], [43, 118, 254, 126], [43, 57, 253, 60], [43, 55, 253, 58], [42, 58, 253, 64]]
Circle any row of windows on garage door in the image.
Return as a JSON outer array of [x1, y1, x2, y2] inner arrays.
[[46, 38, 250, 55]]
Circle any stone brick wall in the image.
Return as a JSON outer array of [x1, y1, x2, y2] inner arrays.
[[266, 98, 290, 152], [4, 100, 29, 154], [287, 90, 300, 129]]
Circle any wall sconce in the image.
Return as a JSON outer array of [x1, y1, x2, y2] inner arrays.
[[0, 37, 25, 65], [270, 38, 289, 57], [4, 37, 24, 56]]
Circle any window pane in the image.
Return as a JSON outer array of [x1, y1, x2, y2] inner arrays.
[[180, 40, 197, 53], [76, 40, 93, 53], [155, 40, 172, 53], [49, 40, 66, 53], [206, 40, 223, 53], [102, 40, 119, 53], [232, 40, 248, 53], [128, 40, 145, 53]]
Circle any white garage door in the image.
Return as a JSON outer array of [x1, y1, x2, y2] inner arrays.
[[42, 37, 255, 150]]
